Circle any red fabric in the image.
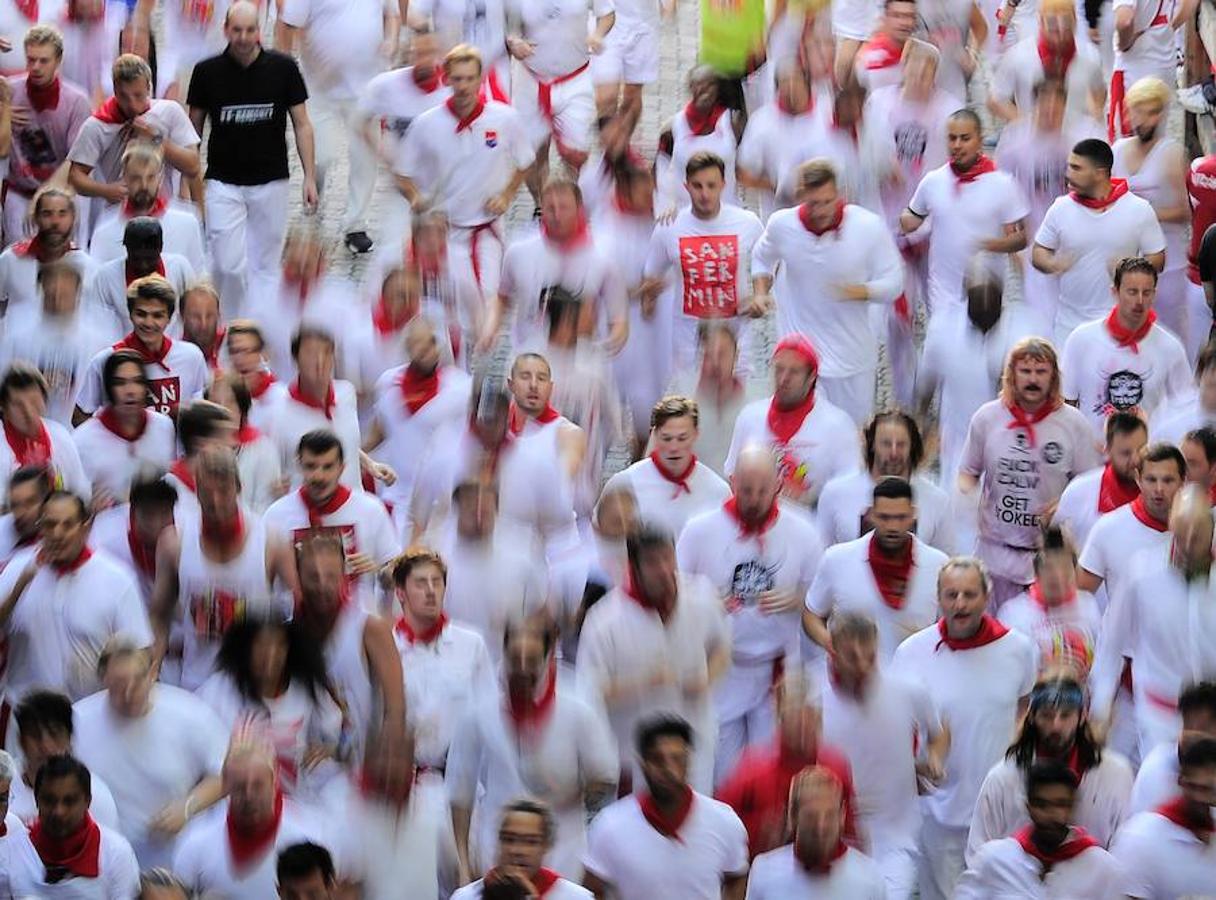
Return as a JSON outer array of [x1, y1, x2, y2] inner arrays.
[[639, 785, 695, 841], [199, 327, 225, 371], [466, 221, 501, 290], [723, 497, 779, 541], [169, 458, 196, 493], [125, 256, 165, 286], [935, 614, 1009, 651], [1106, 306, 1157, 353], [299, 484, 351, 529], [97, 406, 148, 442], [798, 200, 845, 236], [1186, 155, 1216, 284], [1097, 462, 1140, 513], [412, 65, 442, 93], [1108, 71, 1130, 142], [226, 791, 284, 870], [122, 194, 168, 219], [509, 402, 559, 436], [42, 545, 91, 576], [201, 509, 245, 551], [684, 102, 727, 136], [3, 418, 51, 467], [235, 423, 260, 446], [29, 813, 101, 879], [248, 371, 277, 400], [1156, 795, 1215, 839], [1029, 580, 1076, 610], [1129, 495, 1169, 532], [127, 511, 158, 579], [398, 365, 441, 415], [1071, 178, 1129, 210], [868, 535, 914, 610], [950, 154, 997, 192], [288, 379, 335, 420], [1005, 401, 1054, 448], [1013, 825, 1099, 865], [26, 77, 59, 112], [371, 294, 411, 337], [540, 211, 592, 252], [772, 333, 820, 371], [14, 0, 38, 22], [716, 740, 858, 859], [113, 331, 171, 367], [394, 612, 448, 645], [776, 92, 812, 116], [533, 868, 561, 897], [622, 572, 676, 623], [796, 839, 849, 874], [92, 96, 129, 124], [534, 62, 589, 158], [767, 392, 815, 446], [11, 236, 61, 263], [447, 97, 485, 132], [860, 31, 903, 69], [1037, 35, 1076, 78], [649, 450, 697, 497], [507, 654, 558, 737]]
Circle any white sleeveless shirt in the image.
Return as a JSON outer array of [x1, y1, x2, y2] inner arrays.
[[1114, 136, 1186, 273], [325, 602, 377, 757], [668, 108, 739, 209]]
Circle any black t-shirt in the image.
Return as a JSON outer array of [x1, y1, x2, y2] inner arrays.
[[187, 48, 308, 186]]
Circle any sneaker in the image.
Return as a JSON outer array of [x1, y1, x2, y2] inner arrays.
[[344, 231, 374, 254], [1178, 81, 1216, 115]]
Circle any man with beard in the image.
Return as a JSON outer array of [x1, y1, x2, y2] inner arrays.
[[805, 477, 949, 662], [179, 283, 224, 372], [957, 337, 1099, 608], [677, 445, 823, 783], [968, 674, 1133, 857], [817, 410, 953, 553], [0, 186, 92, 318], [1054, 412, 1147, 548], [88, 217, 196, 337], [853, 0, 919, 90], [1129, 681, 1216, 813], [507, 352, 586, 480], [957, 763, 1122, 897], [88, 144, 206, 269], [0, 465, 50, 560]]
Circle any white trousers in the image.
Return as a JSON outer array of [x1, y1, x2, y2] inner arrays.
[[203, 178, 290, 318], [450, 222, 505, 301], [312, 94, 378, 234], [818, 367, 877, 427], [713, 659, 777, 787], [1186, 278, 1213, 366], [917, 817, 968, 900], [874, 841, 919, 900]]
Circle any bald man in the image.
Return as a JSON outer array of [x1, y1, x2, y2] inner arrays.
[[1090, 485, 1216, 758], [677, 445, 825, 783]]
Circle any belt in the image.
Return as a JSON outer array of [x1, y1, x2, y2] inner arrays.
[[530, 62, 589, 163]]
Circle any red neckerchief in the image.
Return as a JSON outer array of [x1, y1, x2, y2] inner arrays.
[[767, 391, 815, 445], [122, 195, 168, 219], [248, 370, 277, 400], [26, 77, 59, 113], [623, 572, 676, 623], [1156, 796, 1215, 841], [867, 535, 914, 610], [281, 270, 314, 303], [1097, 462, 1139, 513], [795, 839, 849, 874], [299, 484, 351, 529], [226, 791, 284, 870], [447, 97, 485, 132], [169, 458, 196, 493], [1005, 401, 1054, 448], [798, 200, 845, 236], [288, 379, 335, 420], [1014, 824, 1098, 866], [935, 614, 1009, 651], [540, 212, 591, 252], [1106, 307, 1156, 353], [862, 30, 903, 69], [394, 612, 448, 645], [951, 154, 997, 193], [508, 402, 559, 436], [372, 294, 411, 337], [12, 235, 69, 263], [199, 327, 225, 371], [1037, 743, 1086, 780], [125, 256, 166, 286], [235, 423, 261, 446], [43, 544, 92, 577], [14, 0, 38, 22], [639, 785, 694, 842], [407, 243, 445, 280], [507, 654, 558, 738], [127, 509, 159, 579], [1129, 495, 1168, 532], [1070, 178, 1129, 210], [356, 765, 413, 807], [684, 102, 726, 136], [97, 406, 148, 442], [92, 96, 131, 124], [649, 450, 697, 498], [486, 868, 561, 898], [201, 509, 245, 552], [29, 813, 101, 880], [399, 364, 441, 415], [723, 496, 779, 541], [776, 93, 812, 117], [1037, 35, 1076, 78], [3, 418, 51, 467], [1028, 580, 1076, 610], [412, 65, 442, 93], [113, 330, 171, 367]]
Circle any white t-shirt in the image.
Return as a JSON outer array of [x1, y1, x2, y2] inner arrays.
[[582, 792, 748, 900], [890, 626, 1039, 828], [997, 588, 1103, 672], [89, 205, 207, 272], [990, 35, 1105, 122], [1110, 807, 1216, 898], [1111, 0, 1179, 79], [86, 253, 197, 337], [511, 0, 613, 79], [750, 205, 903, 378], [452, 876, 592, 899], [73, 685, 228, 867], [0, 812, 22, 900], [0, 417, 88, 501], [994, 118, 1106, 237], [265, 379, 365, 492], [1078, 501, 1172, 602], [410, 0, 507, 65], [8, 769, 119, 832], [1061, 316, 1191, 439], [0, 247, 95, 321], [745, 843, 885, 899], [736, 104, 835, 217], [71, 409, 178, 503], [279, 0, 389, 99], [7, 821, 140, 900], [601, 455, 730, 538], [955, 836, 1124, 899], [67, 100, 200, 194], [356, 65, 451, 162], [75, 335, 209, 417], [1127, 740, 1178, 814], [815, 470, 955, 554], [1051, 466, 1105, 550]]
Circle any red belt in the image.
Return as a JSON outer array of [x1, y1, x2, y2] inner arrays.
[[532, 62, 590, 164], [465, 221, 502, 290]]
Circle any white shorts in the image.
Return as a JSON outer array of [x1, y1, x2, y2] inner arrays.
[[516, 65, 596, 158], [590, 20, 660, 85], [831, 0, 881, 42]]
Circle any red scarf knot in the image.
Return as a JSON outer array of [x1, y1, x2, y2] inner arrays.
[[169, 457, 197, 494], [509, 402, 560, 436], [861, 31, 904, 69], [950, 154, 997, 192], [1028, 579, 1076, 610], [684, 102, 726, 136], [639, 785, 694, 842], [29, 813, 101, 881], [623, 572, 676, 623], [447, 97, 485, 132], [412, 65, 442, 93], [288, 379, 336, 420], [226, 790, 284, 870], [867, 534, 914, 610], [1097, 461, 1139, 513], [1037, 35, 1077, 77], [1070, 178, 1129, 211], [92, 96, 131, 124], [125, 256, 166, 286], [13, 0, 38, 22], [3, 418, 51, 467], [12, 235, 64, 264], [1005, 401, 1054, 448], [97, 406, 148, 442], [649, 450, 697, 498], [395, 612, 448, 646], [372, 294, 413, 337], [299, 484, 351, 529], [127, 510, 160, 579], [398, 365, 441, 415], [25, 76, 59, 113], [248, 371, 277, 400], [723, 496, 779, 540], [507, 654, 558, 737], [935, 614, 1009, 651], [539, 212, 592, 252], [114, 331, 172, 367], [1156, 795, 1215, 840], [122, 194, 168, 219], [41, 545, 92, 577], [201, 509, 245, 551], [1129, 495, 1168, 532], [797, 200, 846, 237], [1013, 824, 1098, 865], [1106, 306, 1156, 353]]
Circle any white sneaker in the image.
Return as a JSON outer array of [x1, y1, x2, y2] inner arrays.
[[1179, 83, 1214, 115]]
